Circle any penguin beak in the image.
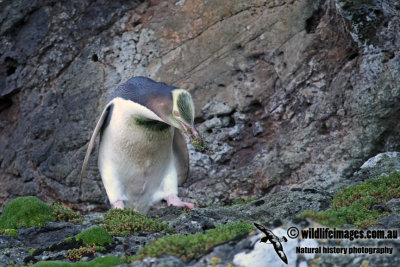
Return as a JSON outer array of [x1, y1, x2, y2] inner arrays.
[[178, 120, 203, 146]]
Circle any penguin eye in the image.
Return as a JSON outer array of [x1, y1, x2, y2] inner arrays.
[[173, 110, 180, 117]]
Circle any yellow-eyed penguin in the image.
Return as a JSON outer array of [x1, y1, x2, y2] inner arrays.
[[80, 76, 202, 213]]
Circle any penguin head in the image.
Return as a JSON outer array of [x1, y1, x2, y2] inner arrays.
[[168, 89, 202, 145], [110, 77, 202, 144]]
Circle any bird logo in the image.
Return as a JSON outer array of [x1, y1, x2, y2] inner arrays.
[[254, 223, 288, 264]]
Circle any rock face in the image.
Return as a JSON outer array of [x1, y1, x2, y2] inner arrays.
[[1, 0, 400, 211]]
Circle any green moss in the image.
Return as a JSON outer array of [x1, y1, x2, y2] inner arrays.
[[300, 171, 400, 228], [74, 226, 113, 246], [0, 228, 18, 237], [130, 221, 253, 262], [83, 256, 124, 266], [0, 196, 55, 229], [31, 255, 124, 267], [50, 202, 83, 223], [94, 246, 105, 251], [104, 208, 173, 236]]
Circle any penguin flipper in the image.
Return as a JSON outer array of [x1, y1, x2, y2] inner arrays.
[[79, 102, 113, 189], [173, 130, 189, 186]]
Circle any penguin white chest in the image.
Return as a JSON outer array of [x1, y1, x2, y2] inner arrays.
[[116, 117, 173, 169], [98, 98, 177, 212]]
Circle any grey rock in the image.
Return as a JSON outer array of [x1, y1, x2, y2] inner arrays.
[[0, 247, 30, 267], [228, 124, 244, 141], [376, 213, 400, 229], [201, 101, 234, 119], [386, 198, 400, 213], [125, 256, 184, 267], [81, 213, 105, 226], [210, 143, 234, 163], [221, 117, 231, 128], [198, 117, 223, 132], [354, 152, 400, 182], [168, 212, 217, 235], [232, 112, 249, 122], [17, 221, 83, 249], [114, 235, 156, 256], [252, 121, 264, 136], [35, 250, 68, 262], [188, 145, 211, 171], [0, 235, 22, 250]]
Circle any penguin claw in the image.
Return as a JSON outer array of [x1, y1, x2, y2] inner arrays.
[[166, 194, 195, 209], [113, 200, 125, 209]]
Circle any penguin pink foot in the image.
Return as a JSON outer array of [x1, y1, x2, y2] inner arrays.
[[166, 194, 195, 209], [113, 200, 125, 209]]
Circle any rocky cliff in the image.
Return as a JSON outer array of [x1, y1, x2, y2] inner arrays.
[[1, 0, 400, 266], [1, 0, 400, 211]]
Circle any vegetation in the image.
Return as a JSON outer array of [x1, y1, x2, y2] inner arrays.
[[73, 226, 113, 246], [65, 244, 106, 262], [190, 132, 212, 153], [0, 197, 85, 233], [231, 197, 259, 206], [130, 221, 253, 262], [104, 208, 173, 236], [300, 171, 400, 228], [31, 255, 124, 267], [50, 202, 83, 223], [66, 245, 97, 262], [0, 196, 55, 230], [0, 228, 18, 237]]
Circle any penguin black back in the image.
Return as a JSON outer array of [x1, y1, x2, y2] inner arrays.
[[111, 76, 175, 107]]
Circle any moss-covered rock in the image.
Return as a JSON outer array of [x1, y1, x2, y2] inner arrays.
[[0, 196, 55, 230], [0, 228, 18, 237], [74, 226, 113, 246], [50, 202, 83, 224], [31, 255, 124, 267], [131, 221, 253, 262], [300, 171, 400, 228], [65, 244, 105, 262], [104, 208, 173, 236]]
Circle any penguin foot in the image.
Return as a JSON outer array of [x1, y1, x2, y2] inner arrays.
[[113, 200, 125, 209], [166, 194, 195, 209]]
